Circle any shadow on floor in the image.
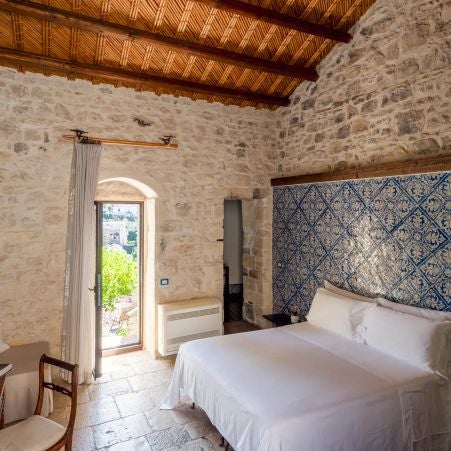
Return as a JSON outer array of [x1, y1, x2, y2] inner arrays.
[[224, 320, 260, 335]]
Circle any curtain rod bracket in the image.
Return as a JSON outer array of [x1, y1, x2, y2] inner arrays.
[[69, 129, 101, 145], [70, 129, 87, 140], [160, 135, 175, 145]]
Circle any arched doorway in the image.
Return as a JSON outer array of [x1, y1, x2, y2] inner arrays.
[[95, 178, 158, 371]]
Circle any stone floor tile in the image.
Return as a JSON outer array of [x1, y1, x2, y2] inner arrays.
[[128, 372, 167, 391], [116, 350, 153, 364], [115, 389, 155, 417], [53, 389, 72, 410], [104, 365, 136, 381], [75, 397, 121, 429], [107, 436, 152, 451], [93, 413, 151, 448], [78, 385, 91, 404], [171, 404, 209, 425], [184, 420, 216, 440], [122, 413, 152, 438], [148, 383, 171, 406], [92, 373, 114, 385], [155, 368, 174, 384], [180, 437, 216, 450], [93, 418, 132, 448], [132, 359, 174, 375], [88, 378, 132, 401], [146, 425, 192, 451], [73, 426, 95, 451], [145, 408, 178, 431], [48, 406, 69, 426]]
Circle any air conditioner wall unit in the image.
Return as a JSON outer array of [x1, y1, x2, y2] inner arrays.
[[157, 297, 223, 356]]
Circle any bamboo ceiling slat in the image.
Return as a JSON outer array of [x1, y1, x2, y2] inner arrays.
[[11, 12, 24, 51], [233, 0, 295, 90], [11, 10, 23, 71], [0, 0, 376, 107], [216, 2, 267, 88], [51, 25, 71, 60], [169, 0, 193, 93], [63, 1, 79, 80], [42, 0, 51, 78], [267, 0, 349, 95], [115, 0, 140, 80], [179, 6, 216, 81], [0, 12, 13, 48]]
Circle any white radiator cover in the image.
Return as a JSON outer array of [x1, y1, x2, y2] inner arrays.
[[158, 297, 223, 356]]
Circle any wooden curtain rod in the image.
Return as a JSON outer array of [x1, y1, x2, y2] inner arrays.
[[271, 155, 451, 186], [62, 134, 179, 149]]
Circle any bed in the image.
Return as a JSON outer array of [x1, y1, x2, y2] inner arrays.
[[161, 288, 451, 451]]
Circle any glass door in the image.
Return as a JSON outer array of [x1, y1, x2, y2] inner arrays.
[[95, 201, 143, 364]]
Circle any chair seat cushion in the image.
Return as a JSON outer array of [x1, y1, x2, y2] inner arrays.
[[0, 415, 65, 451]]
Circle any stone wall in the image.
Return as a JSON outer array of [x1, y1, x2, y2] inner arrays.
[[1, 0, 449, 355], [96, 181, 147, 201], [0, 68, 277, 355], [276, 0, 451, 176], [242, 194, 273, 323]]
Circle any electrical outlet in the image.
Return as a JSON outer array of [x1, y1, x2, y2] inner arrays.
[[160, 278, 169, 286]]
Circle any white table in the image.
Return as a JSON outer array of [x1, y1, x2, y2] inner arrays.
[[0, 342, 53, 424]]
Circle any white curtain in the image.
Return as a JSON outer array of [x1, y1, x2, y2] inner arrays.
[[61, 141, 102, 384]]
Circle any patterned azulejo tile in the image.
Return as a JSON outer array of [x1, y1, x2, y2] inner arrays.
[[273, 172, 450, 314]]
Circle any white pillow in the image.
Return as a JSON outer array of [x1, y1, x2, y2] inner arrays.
[[324, 281, 377, 303], [377, 298, 451, 322], [362, 306, 451, 378], [307, 288, 375, 341]]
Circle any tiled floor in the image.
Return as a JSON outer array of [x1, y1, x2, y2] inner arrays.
[[49, 351, 226, 450], [49, 320, 259, 450]]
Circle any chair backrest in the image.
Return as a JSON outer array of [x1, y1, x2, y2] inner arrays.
[[34, 355, 78, 445]]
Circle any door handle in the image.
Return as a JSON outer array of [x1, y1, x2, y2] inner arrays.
[[88, 286, 96, 292], [96, 273, 102, 307]]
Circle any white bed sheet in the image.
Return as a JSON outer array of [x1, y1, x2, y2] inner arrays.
[[161, 323, 451, 451]]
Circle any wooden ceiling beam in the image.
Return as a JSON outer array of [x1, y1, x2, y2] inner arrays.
[[0, 0, 318, 81], [192, 0, 352, 43], [271, 155, 451, 186], [0, 47, 290, 106]]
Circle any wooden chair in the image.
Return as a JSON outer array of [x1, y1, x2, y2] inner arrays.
[[0, 354, 78, 451]]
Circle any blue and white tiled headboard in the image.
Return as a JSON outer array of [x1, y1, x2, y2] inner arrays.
[[272, 172, 450, 316]]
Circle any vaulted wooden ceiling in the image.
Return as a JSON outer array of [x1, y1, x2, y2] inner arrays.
[[0, 0, 375, 108]]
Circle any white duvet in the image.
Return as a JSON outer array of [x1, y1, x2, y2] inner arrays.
[[161, 323, 451, 451]]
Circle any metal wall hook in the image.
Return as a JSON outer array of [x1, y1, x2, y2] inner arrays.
[[160, 135, 175, 145], [70, 129, 88, 140], [68, 129, 102, 145]]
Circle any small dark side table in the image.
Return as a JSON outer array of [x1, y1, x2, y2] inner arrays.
[[263, 313, 291, 327], [263, 313, 307, 327]]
